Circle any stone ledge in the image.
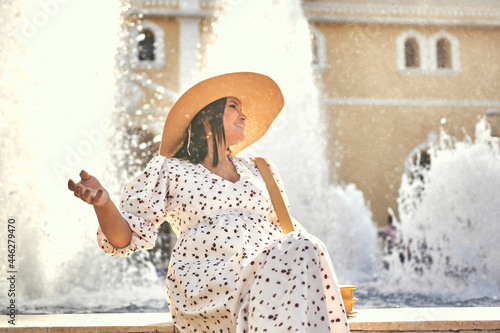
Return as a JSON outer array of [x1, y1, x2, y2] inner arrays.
[[1, 307, 499, 333], [1, 313, 175, 333], [349, 307, 500, 332]]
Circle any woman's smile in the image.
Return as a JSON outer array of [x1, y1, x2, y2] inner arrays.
[[224, 96, 246, 146]]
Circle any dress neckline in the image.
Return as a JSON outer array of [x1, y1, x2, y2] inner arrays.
[[198, 155, 242, 184]]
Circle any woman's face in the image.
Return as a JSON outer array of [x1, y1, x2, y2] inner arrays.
[[223, 97, 246, 147]]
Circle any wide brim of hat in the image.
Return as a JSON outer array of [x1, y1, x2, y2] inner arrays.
[[159, 72, 284, 158]]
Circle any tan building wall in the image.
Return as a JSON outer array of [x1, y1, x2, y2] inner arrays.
[[120, 15, 179, 132], [317, 24, 500, 100], [325, 104, 488, 226], [123, 12, 216, 132], [123, 0, 500, 228], [310, 20, 500, 226]]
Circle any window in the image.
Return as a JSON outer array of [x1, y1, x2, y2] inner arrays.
[[138, 29, 155, 62], [309, 26, 328, 72], [404, 38, 420, 68], [397, 30, 427, 72], [311, 34, 319, 66], [130, 20, 165, 69], [429, 31, 460, 72], [404, 132, 437, 179], [397, 30, 460, 74], [436, 38, 451, 68]]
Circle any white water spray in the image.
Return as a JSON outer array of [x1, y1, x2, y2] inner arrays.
[[5, 0, 495, 314], [202, 0, 381, 282], [1, 0, 165, 313], [384, 119, 500, 300]]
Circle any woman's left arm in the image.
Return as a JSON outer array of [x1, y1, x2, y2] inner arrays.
[[97, 155, 170, 257]]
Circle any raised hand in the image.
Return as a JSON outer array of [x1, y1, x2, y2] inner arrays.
[[68, 170, 109, 206]]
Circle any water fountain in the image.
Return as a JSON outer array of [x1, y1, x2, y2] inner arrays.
[[381, 119, 500, 305], [0, 0, 380, 314], [201, 0, 381, 283], [0, 0, 166, 314], [1, 0, 498, 316]]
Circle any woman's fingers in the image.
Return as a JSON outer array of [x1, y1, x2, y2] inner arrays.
[[68, 179, 76, 191], [68, 171, 106, 205], [71, 183, 94, 205], [82, 188, 92, 203], [80, 170, 91, 181], [68, 179, 87, 200], [74, 184, 83, 198], [93, 189, 104, 205]]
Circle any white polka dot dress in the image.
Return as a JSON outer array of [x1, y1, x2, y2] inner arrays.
[[97, 155, 350, 333]]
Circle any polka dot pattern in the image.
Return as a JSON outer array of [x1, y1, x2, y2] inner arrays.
[[97, 155, 349, 333]]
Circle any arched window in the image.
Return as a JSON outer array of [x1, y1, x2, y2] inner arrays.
[[311, 34, 319, 66], [436, 38, 451, 68], [309, 26, 328, 72], [429, 31, 460, 72], [404, 133, 437, 179], [397, 30, 427, 72], [138, 29, 155, 62], [403, 134, 438, 208], [404, 38, 420, 68], [130, 20, 165, 69]]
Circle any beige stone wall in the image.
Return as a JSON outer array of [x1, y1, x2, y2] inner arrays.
[[312, 21, 500, 226], [122, 16, 180, 135], [326, 104, 487, 226], [128, 16, 180, 102], [125, 15, 217, 131], [317, 23, 500, 100]]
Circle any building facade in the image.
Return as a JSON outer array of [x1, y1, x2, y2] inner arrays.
[[120, 0, 500, 227]]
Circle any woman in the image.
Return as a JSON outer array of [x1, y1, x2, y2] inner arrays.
[[68, 72, 349, 333]]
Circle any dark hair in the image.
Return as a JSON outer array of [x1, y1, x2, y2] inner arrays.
[[174, 97, 227, 166]]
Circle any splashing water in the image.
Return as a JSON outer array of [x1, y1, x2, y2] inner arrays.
[[0, 0, 165, 314], [383, 119, 500, 301], [0, 0, 380, 314], [3, 0, 498, 315], [202, 0, 381, 283]]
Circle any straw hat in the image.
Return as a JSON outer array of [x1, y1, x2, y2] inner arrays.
[[159, 72, 284, 158]]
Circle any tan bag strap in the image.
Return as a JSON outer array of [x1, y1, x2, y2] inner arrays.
[[253, 157, 295, 234]]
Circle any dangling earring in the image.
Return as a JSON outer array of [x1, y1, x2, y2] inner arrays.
[[205, 131, 213, 140], [187, 124, 192, 156]]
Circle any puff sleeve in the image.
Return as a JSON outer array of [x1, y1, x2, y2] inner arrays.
[[97, 155, 170, 257]]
